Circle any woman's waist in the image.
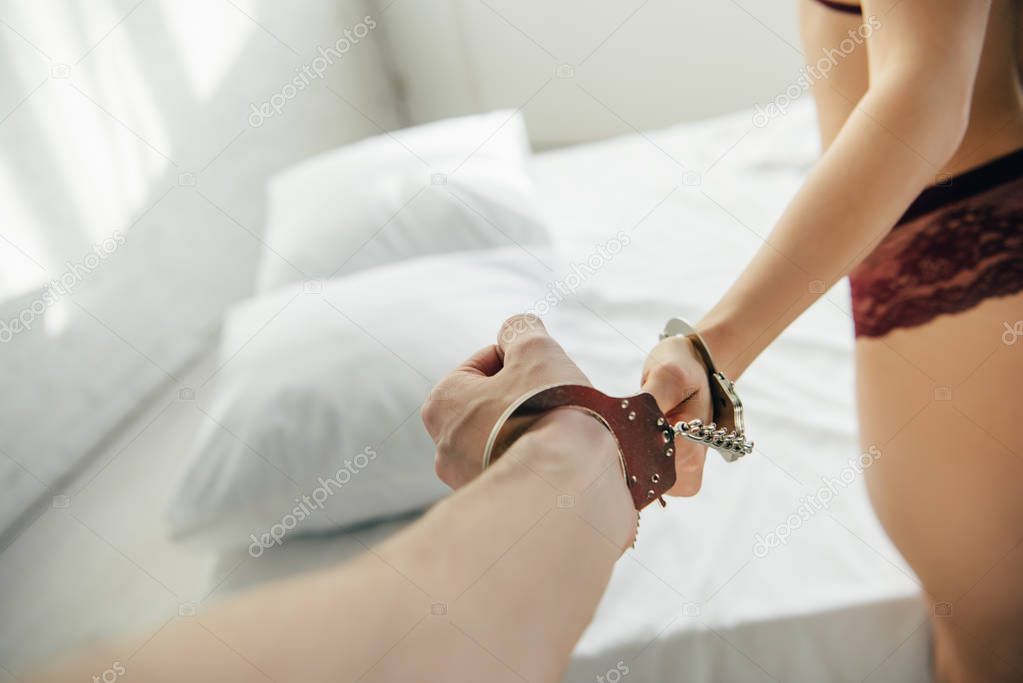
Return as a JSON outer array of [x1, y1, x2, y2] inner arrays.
[[941, 104, 1023, 179], [893, 145, 1023, 227]]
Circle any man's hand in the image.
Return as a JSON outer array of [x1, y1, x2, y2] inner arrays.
[[421, 314, 591, 489], [641, 335, 712, 496]]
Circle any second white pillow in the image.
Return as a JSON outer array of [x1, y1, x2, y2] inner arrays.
[[257, 110, 547, 293]]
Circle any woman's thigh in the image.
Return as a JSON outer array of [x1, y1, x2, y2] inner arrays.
[[855, 292, 1023, 680]]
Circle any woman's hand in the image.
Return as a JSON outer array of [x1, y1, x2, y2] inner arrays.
[[641, 335, 712, 496], [421, 314, 591, 490]]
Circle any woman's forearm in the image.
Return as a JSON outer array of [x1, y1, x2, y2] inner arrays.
[[35, 409, 634, 683], [699, 70, 970, 377]]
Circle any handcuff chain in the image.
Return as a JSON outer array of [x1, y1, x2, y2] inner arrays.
[[673, 418, 753, 458]]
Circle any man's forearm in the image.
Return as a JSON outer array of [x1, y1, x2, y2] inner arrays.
[[35, 409, 634, 683], [372, 407, 635, 681]]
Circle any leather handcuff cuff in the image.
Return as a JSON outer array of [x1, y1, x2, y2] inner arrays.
[[481, 317, 753, 513]]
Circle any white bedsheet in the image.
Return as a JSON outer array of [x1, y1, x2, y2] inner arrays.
[[0, 101, 928, 682]]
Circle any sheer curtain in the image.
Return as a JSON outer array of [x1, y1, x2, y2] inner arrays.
[[0, 0, 401, 537]]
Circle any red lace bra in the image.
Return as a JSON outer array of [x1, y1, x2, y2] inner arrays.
[[848, 147, 1023, 338]]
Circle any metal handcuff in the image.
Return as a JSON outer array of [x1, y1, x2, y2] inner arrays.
[[482, 318, 753, 512]]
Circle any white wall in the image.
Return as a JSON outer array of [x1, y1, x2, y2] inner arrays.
[[374, 0, 805, 148]]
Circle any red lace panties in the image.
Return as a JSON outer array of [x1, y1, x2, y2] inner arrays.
[[849, 147, 1023, 338]]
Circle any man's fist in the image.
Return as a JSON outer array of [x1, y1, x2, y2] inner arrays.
[[421, 314, 591, 489]]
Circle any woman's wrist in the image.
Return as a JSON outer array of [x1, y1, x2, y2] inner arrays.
[[697, 311, 753, 379]]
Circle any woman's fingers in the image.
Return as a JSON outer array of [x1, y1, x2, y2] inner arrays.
[[649, 363, 711, 497], [641, 335, 713, 497], [641, 360, 698, 415], [668, 444, 707, 497], [665, 390, 712, 497], [641, 336, 705, 413]]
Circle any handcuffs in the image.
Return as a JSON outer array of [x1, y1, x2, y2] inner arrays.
[[482, 318, 753, 512]]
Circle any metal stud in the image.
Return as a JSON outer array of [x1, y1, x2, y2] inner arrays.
[[651, 473, 661, 483], [620, 399, 629, 409], [628, 411, 636, 421]]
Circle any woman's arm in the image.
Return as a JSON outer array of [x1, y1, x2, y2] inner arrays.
[[35, 323, 635, 683], [642, 1, 992, 495], [699, 0, 990, 375]]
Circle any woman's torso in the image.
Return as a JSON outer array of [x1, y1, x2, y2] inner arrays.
[[798, 0, 1023, 454], [800, 0, 1023, 173]]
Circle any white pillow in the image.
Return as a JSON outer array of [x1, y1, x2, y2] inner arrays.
[[256, 110, 546, 293], [168, 247, 552, 551]]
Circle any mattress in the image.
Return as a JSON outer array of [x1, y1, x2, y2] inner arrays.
[[0, 101, 928, 682]]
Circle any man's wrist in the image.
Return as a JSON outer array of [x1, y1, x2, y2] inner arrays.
[[513, 407, 619, 489], [504, 407, 637, 549]]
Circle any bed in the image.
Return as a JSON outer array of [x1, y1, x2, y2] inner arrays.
[[0, 101, 929, 683]]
